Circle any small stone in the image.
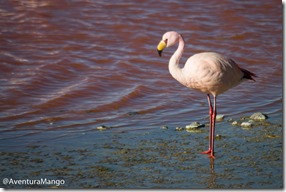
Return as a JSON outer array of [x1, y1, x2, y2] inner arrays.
[[241, 122, 253, 128], [186, 129, 202, 133], [175, 127, 184, 131], [250, 112, 267, 121], [216, 114, 225, 121], [231, 121, 239, 126], [215, 134, 223, 140], [185, 122, 205, 130], [96, 125, 108, 130], [266, 134, 279, 139], [248, 119, 255, 123], [185, 122, 205, 133], [160, 125, 168, 129]]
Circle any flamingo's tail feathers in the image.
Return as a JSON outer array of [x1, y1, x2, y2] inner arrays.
[[241, 68, 257, 81]]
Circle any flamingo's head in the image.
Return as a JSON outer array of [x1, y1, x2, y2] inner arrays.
[[157, 31, 181, 57]]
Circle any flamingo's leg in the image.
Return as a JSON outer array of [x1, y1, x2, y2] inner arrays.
[[201, 94, 214, 156], [201, 95, 217, 158]]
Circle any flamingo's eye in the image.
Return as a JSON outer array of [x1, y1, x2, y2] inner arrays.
[[164, 39, 168, 45]]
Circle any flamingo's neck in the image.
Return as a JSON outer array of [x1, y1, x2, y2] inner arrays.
[[168, 35, 186, 86]]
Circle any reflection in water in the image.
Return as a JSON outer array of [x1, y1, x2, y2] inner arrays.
[[207, 158, 217, 188], [210, 158, 215, 172]]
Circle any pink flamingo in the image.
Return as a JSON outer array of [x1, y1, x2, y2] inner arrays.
[[157, 31, 256, 158]]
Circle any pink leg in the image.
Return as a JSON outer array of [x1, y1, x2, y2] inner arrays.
[[209, 96, 217, 158], [201, 94, 213, 154], [201, 95, 217, 158]]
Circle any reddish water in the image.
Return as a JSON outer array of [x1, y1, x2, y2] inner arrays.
[[0, 1, 282, 148]]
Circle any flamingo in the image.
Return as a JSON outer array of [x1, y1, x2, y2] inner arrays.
[[157, 31, 256, 158]]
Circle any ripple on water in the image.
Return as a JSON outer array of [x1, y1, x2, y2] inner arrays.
[[0, 0, 282, 147]]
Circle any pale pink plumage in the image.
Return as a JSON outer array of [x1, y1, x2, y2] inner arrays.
[[157, 31, 256, 158]]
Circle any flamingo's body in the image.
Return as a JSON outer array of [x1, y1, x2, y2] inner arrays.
[[157, 31, 256, 158]]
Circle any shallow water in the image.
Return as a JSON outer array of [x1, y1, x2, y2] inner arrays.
[[0, 0, 283, 189]]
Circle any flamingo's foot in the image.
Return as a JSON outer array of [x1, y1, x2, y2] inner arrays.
[[201, 149, 211, 154], [201, 149, 215, 158]]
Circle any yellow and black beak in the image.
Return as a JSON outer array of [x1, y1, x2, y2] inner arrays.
[[157, 40, 166, 57]]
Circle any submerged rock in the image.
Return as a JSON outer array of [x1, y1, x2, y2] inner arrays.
[[241, 122, 253, 128], [160, 125, 168, 129], [96, 125, 109, 131], [231, 121, 239, 126], [175, 127, 184, 131], [185, 122, 205, 133], [248, 120, 255, 123], [216, 114, 225, 121], [266, 134, 280, 139], [185, 122, 205, 130], [250, 112, 268, 121], [215, 134, 223, 140]]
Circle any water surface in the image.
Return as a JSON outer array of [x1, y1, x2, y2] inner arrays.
[[0, 0, 282, 189]]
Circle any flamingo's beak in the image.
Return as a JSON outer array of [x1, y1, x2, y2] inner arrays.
[[157, 40, 166, 57]]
